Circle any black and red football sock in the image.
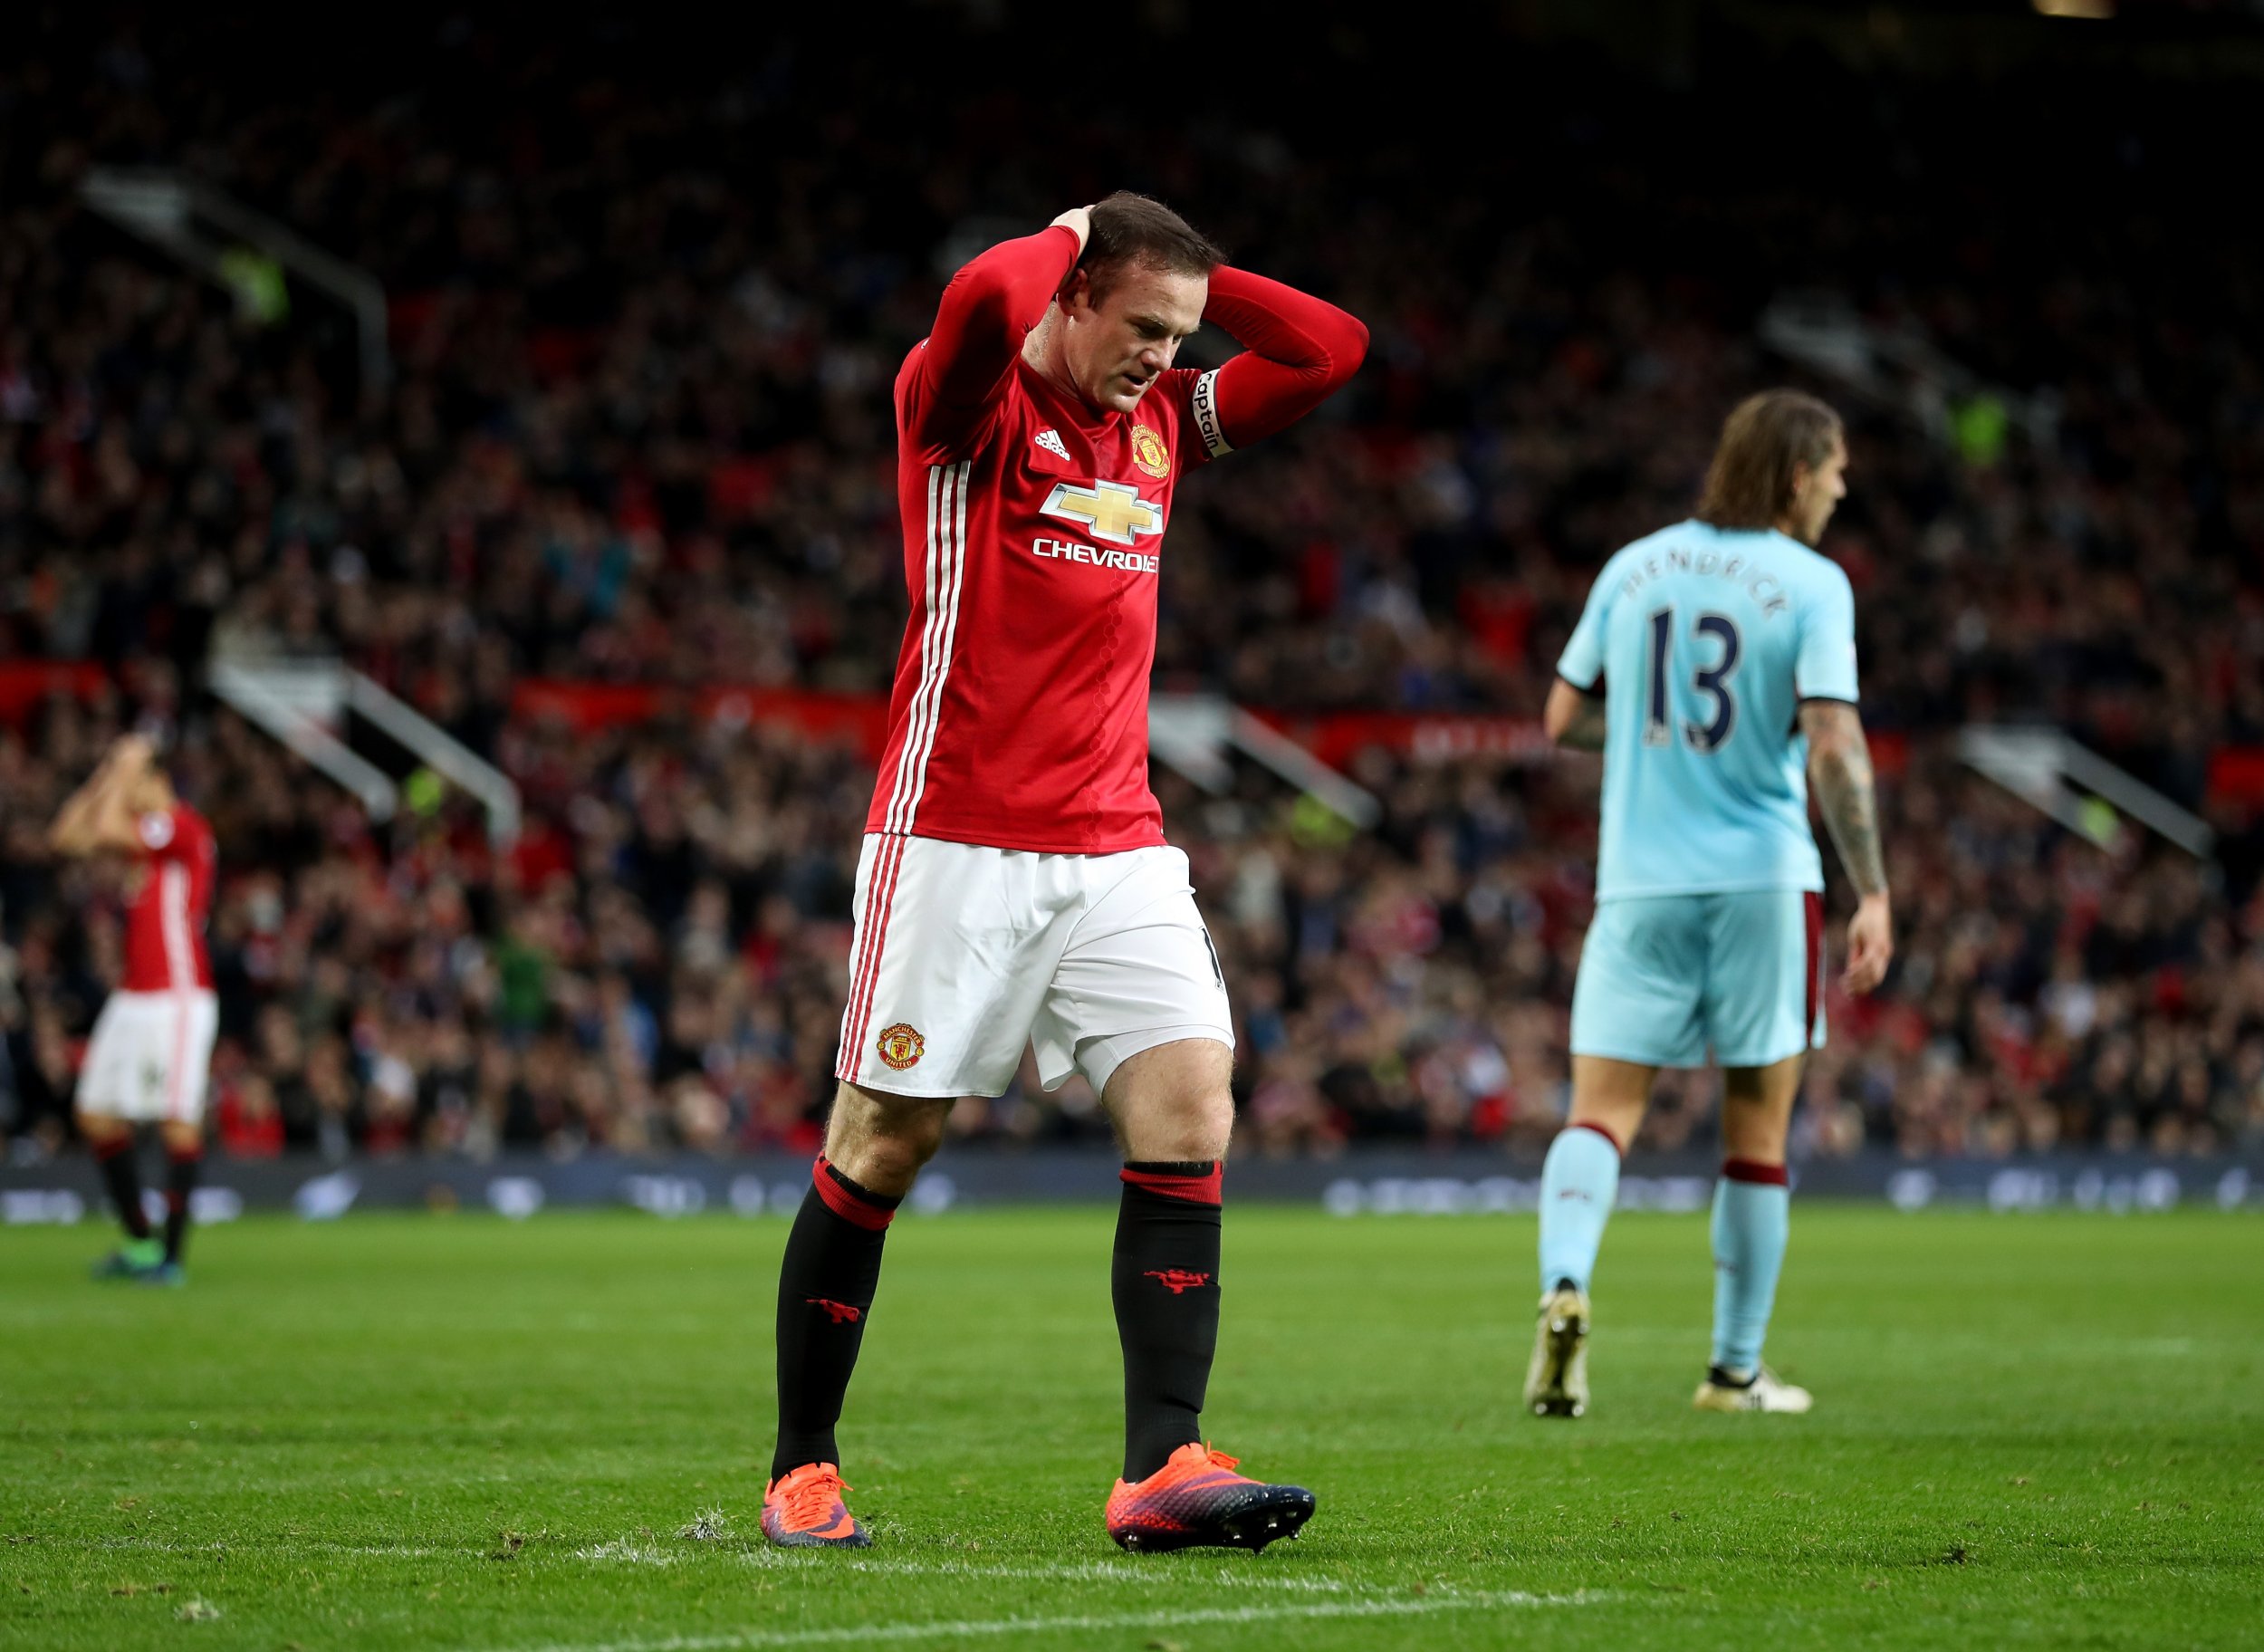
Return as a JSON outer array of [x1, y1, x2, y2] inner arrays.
[[1113, 1160, 1224, 1482], [771, 1156, 900, 1482], [92, 1135, 151, 1242], [163, 1144, 202, 1265]]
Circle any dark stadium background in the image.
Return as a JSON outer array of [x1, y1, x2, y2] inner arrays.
[[4, 0, 2262, 1214]]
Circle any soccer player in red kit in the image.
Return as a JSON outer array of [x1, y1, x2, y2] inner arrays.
[[49, 734, 218, 1286], [763, 195, 1366, 1552]]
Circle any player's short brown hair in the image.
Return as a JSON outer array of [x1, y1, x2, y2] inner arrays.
[[1079, 191, 1223, 303], [1695, 390, 1845, 531]]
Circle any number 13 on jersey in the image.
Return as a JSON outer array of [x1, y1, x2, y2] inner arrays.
[[1645, 607, 1742, 754]]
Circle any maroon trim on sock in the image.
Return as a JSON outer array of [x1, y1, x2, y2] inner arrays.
[[812, 1157, 897, 1231], [1120, 1162, 1223, 1205], [92, 1137, 132, 1161], [1722, 1157, 1789, 1186], [167, 1146, 203, 1166], [1569, 1120, 1624, 1157]]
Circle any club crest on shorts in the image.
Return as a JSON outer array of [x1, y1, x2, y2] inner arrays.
[[1129, 423, 1170, 478], [875, 1022, 926, 1071]]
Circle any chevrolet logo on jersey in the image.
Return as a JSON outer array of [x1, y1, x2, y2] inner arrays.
[[1040, 479, 1162, 547]]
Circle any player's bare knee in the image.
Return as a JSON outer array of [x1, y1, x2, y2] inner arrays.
[[1719, 1092, 1792, 1163], [1721, 1059, 1801, 1162], [1569, 1098, 1646, 1152], [1568, 1058, 1653, 1153], [1576, 1095, 1648, 1158], [1104, 1039, 1233, 1162], [1720, 1100, 1789, 1165], [824, 1083, 946, 1195], [1127, 1093, 1231, 1162]]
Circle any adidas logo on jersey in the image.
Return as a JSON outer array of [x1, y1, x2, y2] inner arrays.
[[1034, 427, 1070, 459]]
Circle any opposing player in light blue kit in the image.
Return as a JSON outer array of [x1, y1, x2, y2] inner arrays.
[[1526, 390, 1894, 1418]]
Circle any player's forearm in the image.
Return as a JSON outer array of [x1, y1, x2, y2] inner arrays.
[[1552, 698, 1608, 752], [48, 788, 99, 854], [49, 759, 123, 854], [92, 776, 141, 849], [924, 226, 1085, 408], [83, 751, 150, 850], [1809, 735, 1888, 898], [1199, 266, 1367, 448], [1204, 267, 1367, 376], [1544, 677, 1607, 752]]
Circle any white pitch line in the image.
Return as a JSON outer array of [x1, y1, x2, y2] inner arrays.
[[62, 1536, 1365, 1594], [62, 1536, 1336, 1590], [579, 1541, 681, 1566], [738, 1551, 1356, 1591], [486, 1589, 1604, 1652]]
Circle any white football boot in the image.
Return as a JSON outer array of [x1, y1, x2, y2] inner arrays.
[[1523, 1283, 1590, 1418], [1692, 1363, 1813, 1414]]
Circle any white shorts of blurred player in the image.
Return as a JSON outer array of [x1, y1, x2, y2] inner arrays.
[[835, 835, 1234, 1100], [78, 988, 219, 1124]]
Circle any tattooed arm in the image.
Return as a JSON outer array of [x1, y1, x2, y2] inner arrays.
[[1799, 699, 1894, 994], [1545, 677, 1608, 754]]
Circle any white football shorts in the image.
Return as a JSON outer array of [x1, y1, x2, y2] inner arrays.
[[78, 988, 219, 1124], [835, 835, 1234, 1100]]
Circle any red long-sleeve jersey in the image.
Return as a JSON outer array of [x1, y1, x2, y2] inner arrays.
[[120, 802, 216, 992], [865, 225, 1367, 853]]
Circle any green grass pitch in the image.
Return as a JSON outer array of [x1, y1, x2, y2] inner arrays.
[[4, 1205, 2260, 1650]]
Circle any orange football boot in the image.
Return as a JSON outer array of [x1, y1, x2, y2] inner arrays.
[[1105, 1442, 1316, 1553], [761, 1462, 870, 1548]]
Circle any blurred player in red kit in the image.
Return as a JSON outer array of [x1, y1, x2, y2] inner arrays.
[[762, 195, 1366, 1552], [49, 734, 217, 1286]]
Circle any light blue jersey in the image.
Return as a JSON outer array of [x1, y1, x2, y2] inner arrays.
[[1557, 520, 1857, 902]]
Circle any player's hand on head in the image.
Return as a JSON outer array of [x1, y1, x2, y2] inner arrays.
[[1842, 894, 1893, 996], [1050, 206, 1093, 252]]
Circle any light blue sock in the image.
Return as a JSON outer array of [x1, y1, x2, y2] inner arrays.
[[1537, 1125, 1621, 1296], [1710, 1165, 1790, 1374]]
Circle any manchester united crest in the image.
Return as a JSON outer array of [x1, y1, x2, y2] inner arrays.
[[876, 1023, 926, 1071], [1129, 423, 1171, 478]]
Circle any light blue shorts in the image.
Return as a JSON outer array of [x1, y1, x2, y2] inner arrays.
[[1569, 890, 1825, 1070]]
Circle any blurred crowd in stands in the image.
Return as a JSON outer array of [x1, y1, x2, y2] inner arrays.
[[4, 12, 2262, 1163]]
